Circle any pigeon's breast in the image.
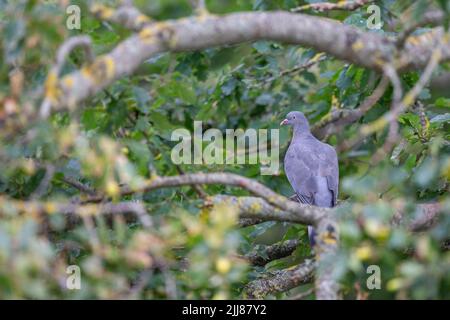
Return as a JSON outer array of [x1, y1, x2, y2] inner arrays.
[[285, 144, 319, 170]]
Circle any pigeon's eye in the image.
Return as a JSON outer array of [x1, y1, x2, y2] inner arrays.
[[293, 116, 296, 119]]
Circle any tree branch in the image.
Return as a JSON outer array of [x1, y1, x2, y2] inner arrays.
[[0, 197, 152, 228], [216, 195, 443, 232], [244, 259, 314, 299], [371, 63, 403, 163], [60, 176, 98, 196], [314, 216, 339, 299], [244, 239, 301, 266], [312, 75, 389, 139], [261, 53, 326, 85], [396, 10, 445, 49], [175, 165, 207, 198], [40, 35, 95, 118], [288, 287, 314, 300], [41, 11, 450, 115], [339, 39, 445, 152], [90, 3, 153, 32], [291, 0, 373, 13], [85, 173, 328, 225], [210, 195, 327, 226], [392, 202, 443, 232]]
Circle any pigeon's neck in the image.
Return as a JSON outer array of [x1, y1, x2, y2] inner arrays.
[[293, 126, 312, 139]]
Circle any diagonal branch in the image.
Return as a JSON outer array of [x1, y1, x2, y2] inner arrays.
[[371, 63, 403, 163], [40, 35, 95, 118], [339, 38, 446, 152], [60, 176, 98, 196], [244, 259, 315, 299], [244, 239, 301, 266], [312, 75, 389, 139], [392, 202, 443, 232], [262, 53, 326, 85]]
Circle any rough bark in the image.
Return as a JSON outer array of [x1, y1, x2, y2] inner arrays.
[[245, 240, 301, 266], [244, 259, 315, 299], [41, 11, 450, 116]]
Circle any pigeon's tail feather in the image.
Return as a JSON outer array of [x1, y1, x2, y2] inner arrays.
[[308, 226, 316, 247]]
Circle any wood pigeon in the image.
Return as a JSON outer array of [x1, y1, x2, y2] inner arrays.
[[281, 111, 339, 246]]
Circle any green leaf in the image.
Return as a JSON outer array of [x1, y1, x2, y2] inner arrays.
[[149, 110, 178, 139], [435, 98, 450, 108], [414, 157, 438, 187], [132, 86, 152, 114], [255, 93, 274, 106], [252, 41, 272, 54], [221, 77, 238, 96]]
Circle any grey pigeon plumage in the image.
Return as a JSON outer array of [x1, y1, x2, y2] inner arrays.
[[281, 111, 339, 246]]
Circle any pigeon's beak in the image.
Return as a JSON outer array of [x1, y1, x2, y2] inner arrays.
[[280, 119, 288, 126]]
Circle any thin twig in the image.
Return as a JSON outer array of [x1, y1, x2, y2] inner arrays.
[[244, 239, 300, 266], [81, 215, 102, 254], [61, 176, 97, 196], [40, 36, 95, 118], [371, 64, 403, 164], [339, 39, 444, 153], [262, 53, 326, 84], [288, 288, 314, 300], [175, 165, 207, 199], [313, 75, 389, 139], [31, 164, 55, 199]]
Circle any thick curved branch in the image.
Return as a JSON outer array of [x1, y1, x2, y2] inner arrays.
[[215, 195, 442, 232], [85, 173, 329, 225], [210, 195, 327, 226], [244, 239, 300, 266], [43, 11, 449, 113], [55, 36, 95, 71], [244, 259, 314, 299], [392, 202, 443, 232], [40, 35, 95, 118]]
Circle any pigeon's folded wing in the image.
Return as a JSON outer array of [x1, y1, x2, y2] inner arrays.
[[285, 137, 338, 207], [324, 146, 339, 207], [284, 145, 318, 205]]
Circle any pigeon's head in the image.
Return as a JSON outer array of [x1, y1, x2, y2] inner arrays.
[[280, 111, 310, 132]]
